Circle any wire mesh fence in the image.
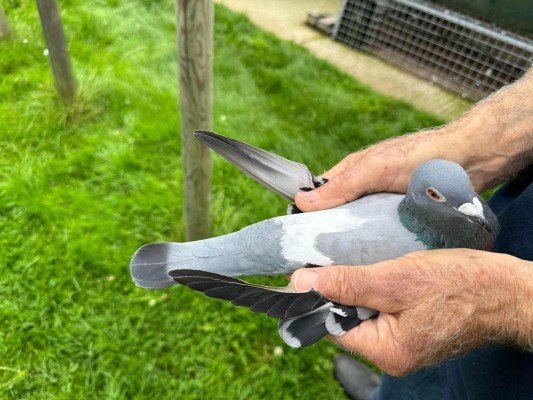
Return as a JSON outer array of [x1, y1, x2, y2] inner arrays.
[[333, 0, 533, 99]]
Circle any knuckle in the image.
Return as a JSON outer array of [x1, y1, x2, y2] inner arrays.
[[398, 251, 425, 264], [327, 175, 345, 196], [337, 269, 356, 303], [344, 152, 360, 166], [386, 364, 411, 377], [335, 267, 365, 303], [318, 267, 350, 302]]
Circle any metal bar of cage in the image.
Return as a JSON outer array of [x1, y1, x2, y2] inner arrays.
[[333, 0, 533, 99], [341, 9, 507, 87]]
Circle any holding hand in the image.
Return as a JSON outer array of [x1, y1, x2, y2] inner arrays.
[[295, 130, 449, 211], [296, 68, 533, 213], [291, 249, 533, 375]]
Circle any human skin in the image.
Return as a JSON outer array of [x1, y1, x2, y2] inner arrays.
[[291, 250, 533, 376], [294, 68, 533, 211], [290, 68, 533, 375]]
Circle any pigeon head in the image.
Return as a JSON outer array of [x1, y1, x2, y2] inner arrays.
[[400, 159, 499, 250]]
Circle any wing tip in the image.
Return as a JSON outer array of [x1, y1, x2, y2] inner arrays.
[[278, 320, 302, 348], [193, 130, 216, 140], [283, 336, 302, 349], [325, 313, 346, 336]]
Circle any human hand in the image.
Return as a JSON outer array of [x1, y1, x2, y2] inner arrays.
[[290, 249, 533, 375], [295, 129, 454, 212], [295, 68, 533, 213]]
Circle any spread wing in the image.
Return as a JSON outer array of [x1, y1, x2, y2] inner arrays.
[[169, 269, 327, 318], [169, 269, 379, 348], [194, 130, 321, 200]]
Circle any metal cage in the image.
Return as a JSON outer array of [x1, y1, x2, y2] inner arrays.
[[333, 0, 533, 99]]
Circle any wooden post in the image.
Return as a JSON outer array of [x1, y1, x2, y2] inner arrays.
[[176, 0, 213, 240], [36, 0, 76, 102], [0, 3, 11, 38]]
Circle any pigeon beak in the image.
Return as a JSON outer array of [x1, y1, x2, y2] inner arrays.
[[469, 216, 493, 234]]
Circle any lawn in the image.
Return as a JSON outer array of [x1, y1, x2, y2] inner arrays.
[[0, 0, 441, 398]]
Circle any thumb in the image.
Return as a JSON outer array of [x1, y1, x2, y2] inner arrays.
[[295, 168, 370, 212], [290, 264, 400, 312]]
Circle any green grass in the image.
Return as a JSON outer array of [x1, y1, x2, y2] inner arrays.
[[0, 1, 441, 398]]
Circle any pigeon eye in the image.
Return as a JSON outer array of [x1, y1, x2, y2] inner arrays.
[[426, 187, 445, 202]]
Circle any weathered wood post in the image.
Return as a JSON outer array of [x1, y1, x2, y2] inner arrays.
[[176, 0, 213, 240], [0, 3, 11, 38], [36, 0, 76, 102]]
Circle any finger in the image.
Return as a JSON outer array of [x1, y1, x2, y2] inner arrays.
[[331, 314, 410, 376], [320, 154, 354, 180], [290, 264, 402, 313], [331, 318, 380, 358], [295, 168, 369, 212]]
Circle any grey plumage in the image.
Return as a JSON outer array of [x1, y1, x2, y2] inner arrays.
[[131, 220, 289, 288], [194, 130, 323, 200], [130, 194, 426, 288], [130, 131, 499, 348]]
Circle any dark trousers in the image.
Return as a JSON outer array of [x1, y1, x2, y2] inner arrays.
[[374, 167, 533, 400]]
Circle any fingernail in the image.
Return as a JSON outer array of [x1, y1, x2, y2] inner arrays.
[[292, 270, 318, 292], [298, 190, 319, 203]]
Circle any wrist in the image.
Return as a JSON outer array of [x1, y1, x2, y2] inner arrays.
[[398, 123, 497, 192], [438, 120, 504, 191], [506, 259, 533, 348], [482, 255, 533, 348], [438, 71, 533, 191]]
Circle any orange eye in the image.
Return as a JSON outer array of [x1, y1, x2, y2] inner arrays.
[[426, 187, 445, 202]]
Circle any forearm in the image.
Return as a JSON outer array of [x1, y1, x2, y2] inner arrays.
[[493, 257, 533, 348], [438, 68, 533, 191], [296, 69, 533, 210]]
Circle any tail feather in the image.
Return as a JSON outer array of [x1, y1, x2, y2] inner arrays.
[[130, 231, 251, 289], [130, 243, 175, 288]]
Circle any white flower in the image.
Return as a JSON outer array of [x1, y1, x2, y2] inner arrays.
[[43, 49, 49, 56], [273, 346, 283, 357]]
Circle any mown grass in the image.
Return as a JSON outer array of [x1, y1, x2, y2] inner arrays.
[[0, 0, 441, 398]]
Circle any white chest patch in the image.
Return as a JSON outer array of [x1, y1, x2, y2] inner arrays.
[[277, 209, 365, 265]]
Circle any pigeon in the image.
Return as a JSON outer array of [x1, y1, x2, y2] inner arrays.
[[130, 131, 499, 348]]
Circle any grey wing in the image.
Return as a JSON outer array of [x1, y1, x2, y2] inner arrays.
[[314, 194, 427, 265], [194, 130, 320, 200]]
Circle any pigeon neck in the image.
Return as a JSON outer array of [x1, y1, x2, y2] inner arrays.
[[397, 194, 491, 249], [398, 196, 444, 248]]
